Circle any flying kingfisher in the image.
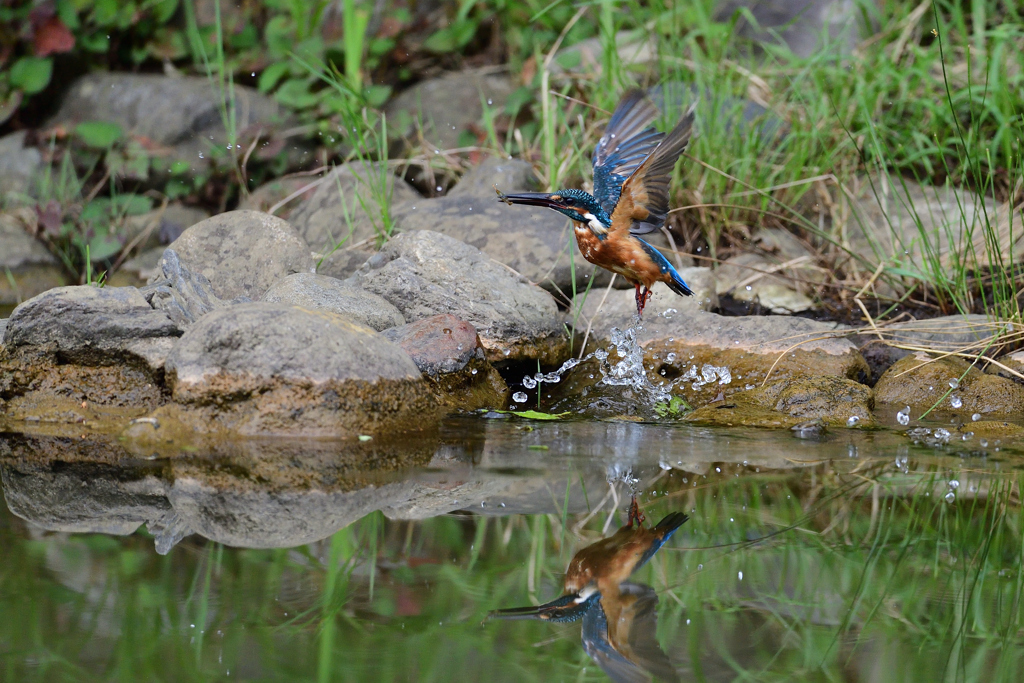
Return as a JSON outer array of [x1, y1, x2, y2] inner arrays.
[[497, 89, 697, 318], [489, 498, 688, 624]]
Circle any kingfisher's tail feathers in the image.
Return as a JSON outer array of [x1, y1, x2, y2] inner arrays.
[[635, 238, 693, 297], [488, 592, 598, 623], [653, 511, 689, 539]]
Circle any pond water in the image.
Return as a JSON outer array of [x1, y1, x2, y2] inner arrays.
[[2, 415, 1023, 682]]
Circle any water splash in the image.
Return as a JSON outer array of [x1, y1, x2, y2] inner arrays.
[[515, 315, 728, 412]]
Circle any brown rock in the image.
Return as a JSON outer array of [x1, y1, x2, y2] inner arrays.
[[875, 352, 1024, 416], [381, 314, 509, 410]]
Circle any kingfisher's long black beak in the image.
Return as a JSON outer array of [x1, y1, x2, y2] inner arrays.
[[488, 592, 598, 623], [495, 189, 563, 209]]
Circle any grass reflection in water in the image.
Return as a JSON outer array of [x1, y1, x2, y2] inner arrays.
[[1, 455, 1024, 682]]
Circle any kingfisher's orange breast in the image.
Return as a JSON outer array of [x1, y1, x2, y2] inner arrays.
[[573, 224, 665, 288]]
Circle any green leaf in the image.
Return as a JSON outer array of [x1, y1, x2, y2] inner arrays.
[[9, 57, 53, 95], [258, 62, 291, 93], [493, 409, 571, 421], [87, 234, 122, 262], [422, 19, 477, 53], [80, 33, 110, 53], [153, 0, 179, 24], [363, 84, 391, 108], [74, 121, 124, 149], [112, 193, 152, 216], [274, 78, 318, 109]]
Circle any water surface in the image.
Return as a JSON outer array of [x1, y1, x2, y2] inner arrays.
[[2, 416, 1023, 681]]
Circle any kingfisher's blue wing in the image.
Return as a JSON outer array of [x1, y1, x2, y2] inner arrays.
[[610, 103, 696, 236], [592, 90, 665, 216], [582, 584, 680, 683]]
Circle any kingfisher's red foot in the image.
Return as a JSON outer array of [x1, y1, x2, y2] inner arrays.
[[634, 286, 652, 318], [627, 496, 646, 528]]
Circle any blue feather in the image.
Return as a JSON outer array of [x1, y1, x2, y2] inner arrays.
[[635, 239, 693, 297]]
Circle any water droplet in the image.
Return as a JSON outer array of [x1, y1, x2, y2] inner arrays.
[[471, 368, 478, 375], [949, 378, 959, 389], [666, 352, 676, 362], [896, 406, 910, 425], [945, 491, 956, 503], [950, 395, 962, 408], [513, 392, 528, 403], [980, 439, 988, 447], [745, 285, 752, 291], [948, 479, 959, 489], [738, 571, 743, 580], [972, 413, 981, 421], [847, 415, 860, 427], [697, 564, 703, 571]]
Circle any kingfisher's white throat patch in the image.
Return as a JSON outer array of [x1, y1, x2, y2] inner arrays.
[[582, 212, 607, 235]]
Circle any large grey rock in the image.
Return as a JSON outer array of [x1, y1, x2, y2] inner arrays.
[[390, 157, 622, 293], [287, 161, 420, 256], [715, 253, 816, 314], [351, 231, 569, 365], [47, 73, 299, 175], [261, 272, 405, 331], [2, 285, 180, 364], [1, 460, 169, 536], [0, 131, 42, 202], [166, 477, 418, 548], [716, 0, 865, 58], [123, 203, 209, 250], [165, 210, 314, 300], [237, 175, 320, 218], [385, 69, 513, 150], [160, 302, 438, 436], [0, 212, 65, 307]]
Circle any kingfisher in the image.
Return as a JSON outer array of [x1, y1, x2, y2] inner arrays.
[[489, 498, 688, 624], [497, 89, 697, 318], [582, 582, 680, 683]]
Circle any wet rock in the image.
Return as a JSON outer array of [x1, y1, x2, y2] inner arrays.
[[385, 69, 513, 150], [988, 349, 1024, 380], [160, 302, 440, 436], [261, 272, 405, 331], [390, 157, 624, 293], [716, 0, 864, 58], [0, 131, 42, 202], [574, 269, 717, 336], [382, 314, 509, 410], [761, 376, 873, 424], [2, 285, 180, 363], [1, 453, 169, 536], [0, 285, 179, 415], [0, 212, 66, 308], [237, 175, 320, 218], [874, 352, 1024, 416], [855, 314, 1001, 380], [684, 398, 805, 429], [286, 161, 420, 260], [746, 375, 874, 426], [164, 210, 314, 300], [351, 231, 568, 365], [47, 73, 301, 176], [960, 420, 1024, 442]]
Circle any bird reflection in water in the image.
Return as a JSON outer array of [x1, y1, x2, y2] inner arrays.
[[489, 498, 686, 682]]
